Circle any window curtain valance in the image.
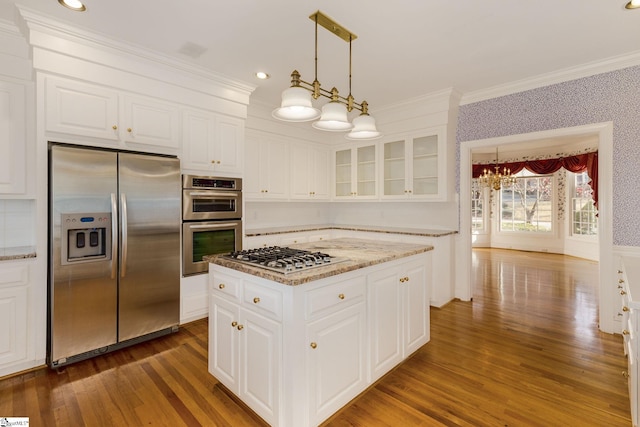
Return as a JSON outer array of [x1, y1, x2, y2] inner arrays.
[[472, 151, 599, 209]]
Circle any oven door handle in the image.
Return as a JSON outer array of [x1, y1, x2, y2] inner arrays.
[[188, 222, 240, 230], [186, 191, 239, 198]]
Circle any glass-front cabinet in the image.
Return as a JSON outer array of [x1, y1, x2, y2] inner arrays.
[[334, 143, 377, 199], [382, 130, 444, 200]]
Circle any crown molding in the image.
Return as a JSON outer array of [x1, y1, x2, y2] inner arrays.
[[460, 50, 640, 105], [15, 6, 256, 98]]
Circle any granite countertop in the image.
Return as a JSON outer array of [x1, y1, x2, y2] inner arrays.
[[0, 246, 37, 261], [245, 224, 457, 238], [205, 238, 433, 286]]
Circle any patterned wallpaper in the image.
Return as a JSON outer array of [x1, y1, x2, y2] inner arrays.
[[457, 65, 640, 247]]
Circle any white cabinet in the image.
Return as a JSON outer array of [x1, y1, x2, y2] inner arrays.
[[368, 255, 430, 382], [245, 132, 288, 200], [290, 144, 330, 200], [306, 303, 366, 425], [619, 258, 640, 427], [182, 109, 243, 175], [209, 248, 430, 427], [382, 130, 445, 200], [334, 143, 377, 199], [44, 75, 180, 153], [0, 261, 30, 376], [0, 79, 27, 194], [209, 270, 282, 426], [121, 94, 180, 149]]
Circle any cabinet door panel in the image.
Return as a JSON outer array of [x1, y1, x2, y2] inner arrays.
[[45, 77, 119, 141], [183, 110, 215, 171], [241, 310, 280, 425], [123, 96, 180, 148], [214, 116, 243, 174], [368, 268, 402, 380], [404, 261, 429, 355], [0, 80, 26, 193], [307, 303, 366, 426], [209, 296, 239, 392]]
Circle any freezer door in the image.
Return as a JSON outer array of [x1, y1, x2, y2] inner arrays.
[[49, 145, 118, 363], [118, 153, 181, 341]]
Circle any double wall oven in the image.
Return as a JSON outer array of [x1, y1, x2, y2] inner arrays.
[[182, 175, 242, 276]]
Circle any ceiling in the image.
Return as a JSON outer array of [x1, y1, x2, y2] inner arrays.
[[2, 0, 640, 113]]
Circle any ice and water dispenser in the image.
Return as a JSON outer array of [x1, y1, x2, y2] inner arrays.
[[61, 213, 112, 265]]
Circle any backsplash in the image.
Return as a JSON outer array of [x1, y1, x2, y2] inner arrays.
[[0, 199, 35, 249]]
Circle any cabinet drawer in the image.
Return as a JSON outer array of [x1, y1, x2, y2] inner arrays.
[[306, 276, 366, 320], [210, 271, 241, 302], [243, 280, 283, 321]]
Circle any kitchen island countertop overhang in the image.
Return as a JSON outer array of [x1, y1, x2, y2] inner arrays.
[[204, 237, 434, 286]]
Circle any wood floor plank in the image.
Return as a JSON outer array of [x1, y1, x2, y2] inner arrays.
[[0, 248, 632, 426]]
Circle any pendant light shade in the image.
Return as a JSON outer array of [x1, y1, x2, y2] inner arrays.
[[312, 101, 353, 131], [272, 86, 321, 122], [346, 114, 381, 140]]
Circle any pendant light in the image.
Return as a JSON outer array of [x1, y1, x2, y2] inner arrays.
[[272, 11, 381, 140]]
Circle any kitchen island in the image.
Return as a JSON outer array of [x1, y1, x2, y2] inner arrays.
[[206, 238, 433, 427]]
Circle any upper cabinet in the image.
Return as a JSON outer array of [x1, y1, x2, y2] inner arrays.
[[182, 109, 244, 176], [333, 143, 377, 200], [44, 75, 180, 154], [332, 128, 448, 202], [382, 129, 445, 200], [0, 79, 28, 194], [290, 143, 330, 200], [244, 131, 289, 200]]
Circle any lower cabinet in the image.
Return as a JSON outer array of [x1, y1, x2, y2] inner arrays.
[[0, 259, 32, 376], [368, 256, 429, 382], [208, 251, 431, 427], [209, 275, 282, 426], [619, 258, 639, 427]]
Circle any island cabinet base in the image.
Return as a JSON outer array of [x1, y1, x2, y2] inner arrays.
[[208, 251, 431, 427]]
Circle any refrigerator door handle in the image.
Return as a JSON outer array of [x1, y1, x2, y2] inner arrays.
[[111, 193, 118, 279], [121, 193, 128, 278]]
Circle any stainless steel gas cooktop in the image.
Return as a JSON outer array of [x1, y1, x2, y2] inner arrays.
[[223, 246, 349, 274]]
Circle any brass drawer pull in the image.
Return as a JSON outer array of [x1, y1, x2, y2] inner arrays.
[[218, 283, 225, 289], [338, 293, 345, 300], [310, 342, 317, 349], [253, 297, 261, 304], [231, 321, 238, 327]]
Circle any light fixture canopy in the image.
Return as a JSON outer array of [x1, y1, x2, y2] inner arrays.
[[478, 148, 517, 191], [272, 11, 381, 140], [58, 0, 86, 11]]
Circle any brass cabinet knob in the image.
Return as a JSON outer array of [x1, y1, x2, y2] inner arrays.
[[112, 125, 118, 130], [310, 342, 317, 349], [211, 160, 216, 164], [127, 127, 132, 133], [623, 306, 630, 312], [253, 297, 260, 304], [218, 283, 225, 289], [338, 293, 345, 300], [622, 329, 630, 335], [619, 278, 625, 284], [618, 270, 623, 274], [620, 290, 627, 295], [231, 321, 238, 327], [237, 324, 244, 331]]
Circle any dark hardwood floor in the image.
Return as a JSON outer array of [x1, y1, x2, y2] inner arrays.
[[0, 249, 631, 426]]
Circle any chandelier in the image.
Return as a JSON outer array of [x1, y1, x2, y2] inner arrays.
[[478, 148, 517, 191], [272, 11, 381, 140]]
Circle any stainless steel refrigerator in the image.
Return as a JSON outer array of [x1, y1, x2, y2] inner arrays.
[[48, 144, 181, 368]]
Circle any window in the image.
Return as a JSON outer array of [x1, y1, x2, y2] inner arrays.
[[471, 179, 484, 232], [571, 171, 597, 236], [500, 170, 553, 233]]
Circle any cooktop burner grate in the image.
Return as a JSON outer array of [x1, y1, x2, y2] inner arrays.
[[223, 246, 349, 274]]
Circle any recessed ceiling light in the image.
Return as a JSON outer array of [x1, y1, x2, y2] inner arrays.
[[58, 0, 86, 12], [626, 0, 640, 9], [256, 72, 270, 80]]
